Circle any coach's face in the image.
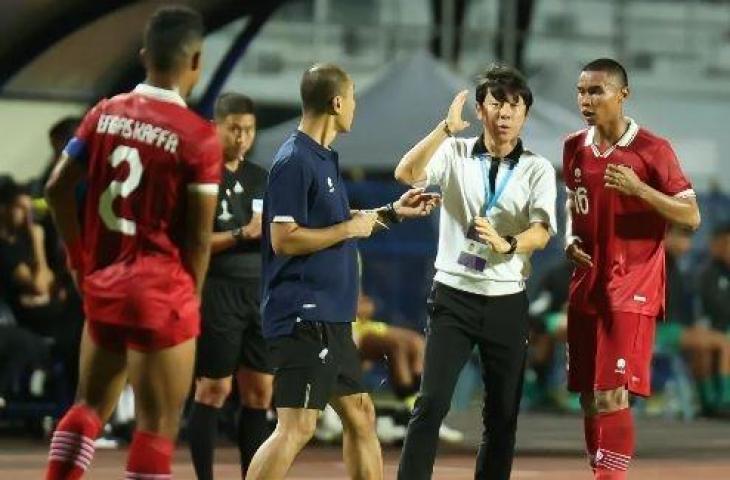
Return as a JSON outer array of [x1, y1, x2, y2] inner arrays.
[[334, 80, 356, 133], [576, 70, 628, 127], [478, 90, 527, 144], [217, 113, 256, 162]]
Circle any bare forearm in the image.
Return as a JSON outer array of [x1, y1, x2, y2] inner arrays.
[[514, 224, 551, 254], [394, 121, 449, 185], [184, 232, 212, 294], [636, 184, 700, 230], [272, 222, 350, 256], [46, 190, 82, 252], [211, 230, 238, 254]]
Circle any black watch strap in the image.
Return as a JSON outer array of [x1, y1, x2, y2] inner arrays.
[[504, 235, 518, 254]]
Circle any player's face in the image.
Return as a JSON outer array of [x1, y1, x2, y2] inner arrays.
[[576, 71, 627, 127], [217, 113, 256, 161], [478, 90, 527, 144], [334, 80, 356, 133], [0, 195, 29, 230]]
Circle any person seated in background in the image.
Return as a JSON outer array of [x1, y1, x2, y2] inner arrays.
[[525, 260, 574, 411], [353, 291, 463, 444], [0, 299, 50, 408], [0, 177, 82, 394], [694, 224, 730, 414]]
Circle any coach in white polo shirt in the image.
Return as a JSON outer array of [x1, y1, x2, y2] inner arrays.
[[395, 64, 557, 480]]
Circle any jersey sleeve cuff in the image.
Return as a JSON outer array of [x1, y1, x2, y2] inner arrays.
[[187, 183, 219, 194], [673, 189, 696, 199], [272, 215, 296, 223]]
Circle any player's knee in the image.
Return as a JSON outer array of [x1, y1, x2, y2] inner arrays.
[[195, 378, 231, 407], [343, 394, 375, 437], [594, 387, 628, 413], [240, 385, 273, 409], [283, 414, 317, 444]]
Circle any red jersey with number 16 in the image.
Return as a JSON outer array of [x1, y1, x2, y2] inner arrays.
[[64, 84, 222, 328], [562, 119, 694, 317]]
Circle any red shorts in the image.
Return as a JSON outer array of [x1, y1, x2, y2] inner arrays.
[[567, 309, 656, 397], [82, 258, 200, 352], [87, 316, 198, 353]]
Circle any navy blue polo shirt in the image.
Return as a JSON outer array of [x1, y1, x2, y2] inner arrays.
[[260, 130, 358, 338]]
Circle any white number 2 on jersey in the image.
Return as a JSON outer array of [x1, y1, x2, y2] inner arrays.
[[574, 186, 589, 215], [99, 145, 143, 235]]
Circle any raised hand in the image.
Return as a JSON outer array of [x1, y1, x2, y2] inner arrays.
[[445, 90, 471, 135], [393, 188, 441, 219]]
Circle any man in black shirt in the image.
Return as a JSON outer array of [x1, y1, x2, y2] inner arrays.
[[188, 93, 272, 480]]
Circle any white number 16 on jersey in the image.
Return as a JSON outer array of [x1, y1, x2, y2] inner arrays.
[[99, 145, 143, 235], [574, 186, 589, 215]]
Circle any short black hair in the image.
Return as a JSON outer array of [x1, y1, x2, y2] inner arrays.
[[214, 93, 255, 121], [0, 176, 21, 207], [582, 58, 629, 87], [475, 64, 533, 111], [143, 5, 204, 73], [300, 63, 350, 114], [49, 116, 81, 143]]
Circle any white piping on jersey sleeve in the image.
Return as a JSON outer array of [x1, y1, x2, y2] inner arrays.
[[673, 188, 696, 199], [187, 183, 219, 195], [272, 215, 296, 223]]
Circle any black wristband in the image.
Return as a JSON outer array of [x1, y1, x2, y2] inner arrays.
[[443, 120, 453, 137], [504, 235, 518, 254], [232, 227, 244, 243], [384, 202, 402, 223]]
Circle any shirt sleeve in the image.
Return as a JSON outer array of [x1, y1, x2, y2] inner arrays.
[[251, 166, 267, 214], [267, 156, 312, 225], [63, 101, 105, 168], [186, 126, 222, 195], [423, 137, 457, 187], [651, 141, 694, 198], [528, 159, 558, 235]]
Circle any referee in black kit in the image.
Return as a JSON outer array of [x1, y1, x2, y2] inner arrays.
[[188, 93, 273, 480], [395, 65, 558, 479]]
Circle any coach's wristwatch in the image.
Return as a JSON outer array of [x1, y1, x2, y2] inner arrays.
[[504, 235, 518, 254], [232, 227, 245, 243]]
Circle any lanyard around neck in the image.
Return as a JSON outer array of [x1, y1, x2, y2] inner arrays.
[[479, 155, 517, 216]]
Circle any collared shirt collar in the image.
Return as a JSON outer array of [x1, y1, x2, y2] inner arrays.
[[471, 134, 524, 164], [584, 117, 639, 155], [132, 83, 186, 107]]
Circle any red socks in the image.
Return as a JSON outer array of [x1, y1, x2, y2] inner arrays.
[[125, 430, 175, 480], [46, 404, 103, 480], [584, 408, 634, 479]]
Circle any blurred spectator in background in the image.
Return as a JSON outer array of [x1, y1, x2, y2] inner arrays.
[[0, 299, 49, 407], [429, 0, 535, 71], [27, 117, 81, 198], [663, 226, 730, 417], [0, 176, 82, 394], [699, 223, 730, 335]]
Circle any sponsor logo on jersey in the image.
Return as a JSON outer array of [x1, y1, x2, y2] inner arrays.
[[327, 176, 335, 193], [615, 358, 626, 374]]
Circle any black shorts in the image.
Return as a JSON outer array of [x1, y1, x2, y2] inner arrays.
[[196, 277, 272, 378], [268, 321, 365, 410]]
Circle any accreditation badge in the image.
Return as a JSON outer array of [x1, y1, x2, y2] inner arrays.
[[456, 222, 492, 272]]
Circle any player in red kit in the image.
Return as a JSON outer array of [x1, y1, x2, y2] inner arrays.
[[43, 6, 221, 480], [563, 58, 701, 480]]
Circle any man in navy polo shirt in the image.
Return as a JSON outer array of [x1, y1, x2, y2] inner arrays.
[[246, 63, 439, 480]]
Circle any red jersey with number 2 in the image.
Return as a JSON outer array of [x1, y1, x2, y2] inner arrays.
[[64, 84, 222, 328], [562, 119, 694, 317]]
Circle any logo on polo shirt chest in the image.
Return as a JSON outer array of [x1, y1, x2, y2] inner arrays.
[[327, 176, 335, 193]]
